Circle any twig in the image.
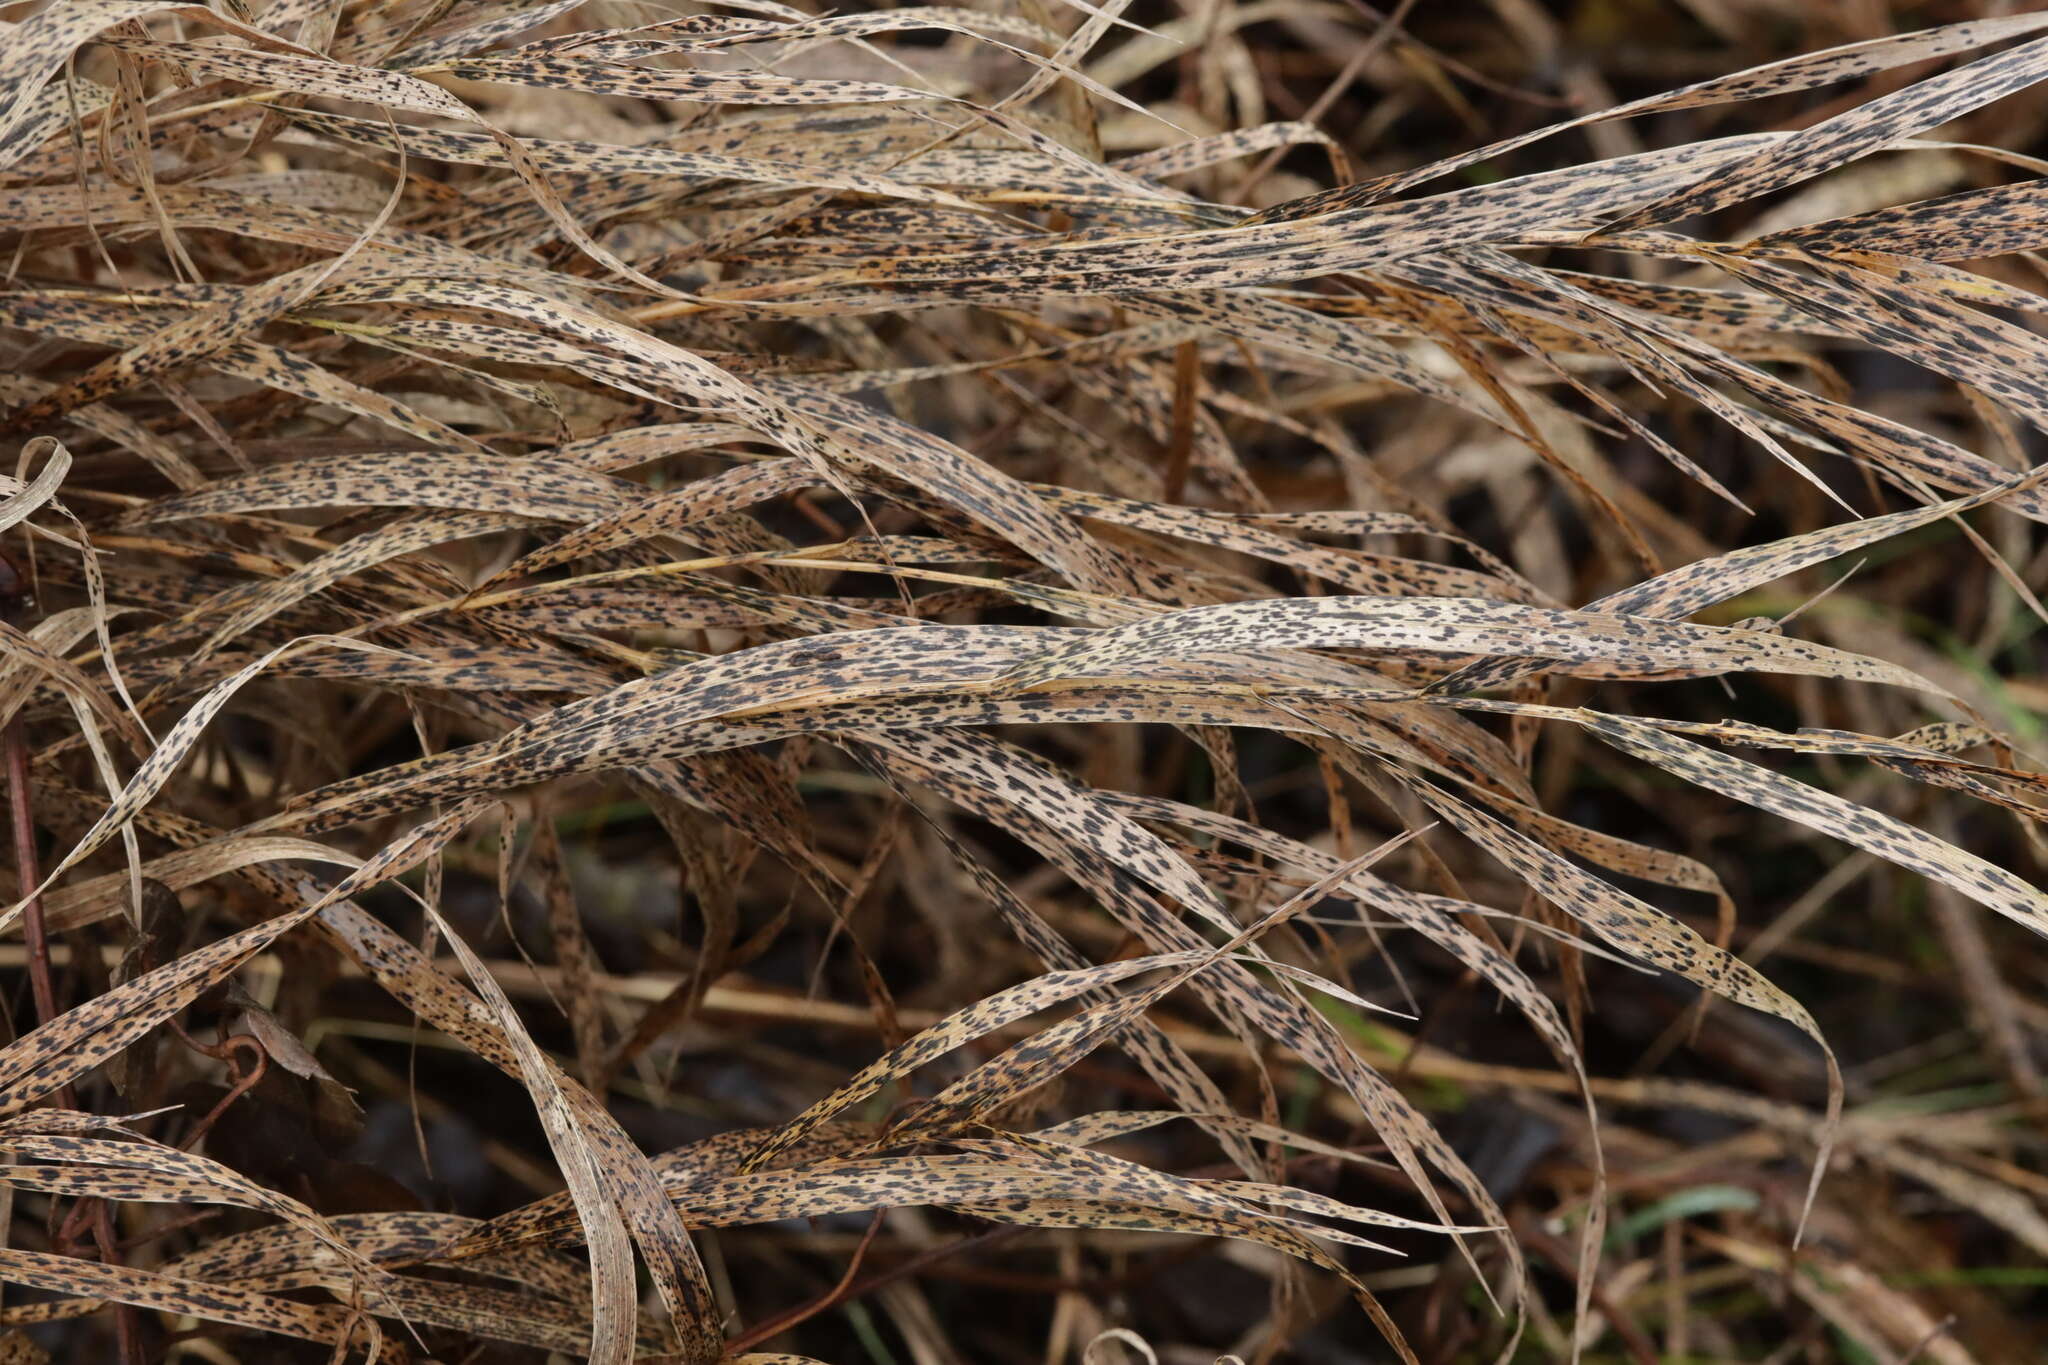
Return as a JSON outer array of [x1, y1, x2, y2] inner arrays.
[[723, 1209, 888, 1354], [723, 1221, 1023, 1356]]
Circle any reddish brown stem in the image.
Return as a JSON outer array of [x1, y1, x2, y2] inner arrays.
[[722, 1209, 887, 1355], [723, 1223, 1020, 1357], [6, 718, 56, 1025], [1163, 339, 1199, 504], [5, 716, 144, 1365], [167, 1029, 268, 1152]]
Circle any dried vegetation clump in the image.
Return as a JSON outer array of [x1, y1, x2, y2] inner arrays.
[[2, 0, 2048, 1361]]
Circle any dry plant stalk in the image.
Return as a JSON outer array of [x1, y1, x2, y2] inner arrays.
[[0, 2, 2046, 1362]]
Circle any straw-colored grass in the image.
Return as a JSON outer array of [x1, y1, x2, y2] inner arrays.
[[2, 2, 2046, 1361]]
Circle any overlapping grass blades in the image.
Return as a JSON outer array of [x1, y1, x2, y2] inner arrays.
[[2, 3, 2047, 1361]]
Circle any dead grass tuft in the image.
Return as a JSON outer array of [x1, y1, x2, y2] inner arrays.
[[1, 2, 2046, 1361]]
